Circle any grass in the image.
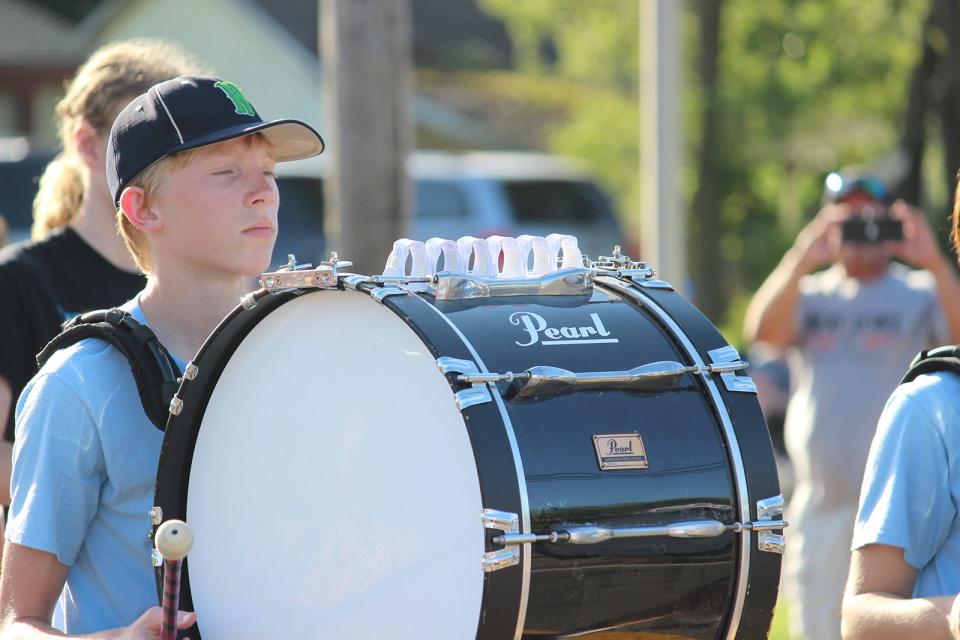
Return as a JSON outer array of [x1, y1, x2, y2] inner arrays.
[[769, 600, 795, 640]]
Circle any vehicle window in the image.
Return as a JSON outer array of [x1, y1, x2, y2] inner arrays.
[[274, 176, 325, 264], [414, 180, 468, 217], [503, 180, 615, 224]]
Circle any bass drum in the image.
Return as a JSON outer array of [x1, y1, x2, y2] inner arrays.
[[154, 273, 784, 640]]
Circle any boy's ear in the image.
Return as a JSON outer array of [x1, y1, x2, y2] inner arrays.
[[74, 121, 102, 171], [120, 187, 162, 232]]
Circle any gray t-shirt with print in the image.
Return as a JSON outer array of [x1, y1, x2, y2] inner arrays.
[[785, 263, 948, 511]]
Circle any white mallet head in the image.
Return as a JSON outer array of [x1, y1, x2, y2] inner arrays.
[[155, 519, 194, 561]]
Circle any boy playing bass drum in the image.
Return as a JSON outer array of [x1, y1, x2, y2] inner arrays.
[[0, 76, 324, 638]]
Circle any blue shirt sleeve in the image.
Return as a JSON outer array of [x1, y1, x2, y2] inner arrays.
[[852, 382, 955, 570], [7, 372, 106, 566]]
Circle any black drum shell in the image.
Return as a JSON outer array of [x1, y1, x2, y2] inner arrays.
[[386, 278, 781, 639]]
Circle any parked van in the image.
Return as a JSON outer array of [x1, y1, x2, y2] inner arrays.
[[408, 151, 625, 258]]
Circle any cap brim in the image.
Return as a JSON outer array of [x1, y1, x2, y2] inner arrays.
[[169, 118, 325, 161]]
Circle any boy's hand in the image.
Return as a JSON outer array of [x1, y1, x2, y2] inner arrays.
[[110, 607, 197, 639]]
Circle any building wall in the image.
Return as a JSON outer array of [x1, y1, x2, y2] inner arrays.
[[0, 70, 73, 148], [93, 0, 325, 129]]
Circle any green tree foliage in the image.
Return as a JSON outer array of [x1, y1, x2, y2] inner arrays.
[[479, 0, 642, 238], [481, 0, 931, 341], [717, 0, 926, 283]]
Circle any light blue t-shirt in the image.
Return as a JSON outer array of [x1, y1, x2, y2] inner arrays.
[[7, 298, 186, 634], [853, 371, 960, 598]]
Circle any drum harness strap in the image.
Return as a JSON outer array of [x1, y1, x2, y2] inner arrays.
[[36, 308, 182, 432], [900, 345, 960, 385]]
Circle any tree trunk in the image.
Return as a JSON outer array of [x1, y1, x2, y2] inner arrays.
[[894, 0, 939, 205], [689, 0, 724, 321], [940, 0, 960, 215], [320, 0, 413, 274]]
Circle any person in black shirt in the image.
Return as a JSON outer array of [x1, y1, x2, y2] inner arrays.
[[0, 40, 205, 511], [0, 229, 146, 436]]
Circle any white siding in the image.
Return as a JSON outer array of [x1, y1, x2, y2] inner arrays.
[[93, 0, 325, 129]]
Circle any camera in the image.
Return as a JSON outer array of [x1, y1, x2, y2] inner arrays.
[[841, 213, 903, 244]]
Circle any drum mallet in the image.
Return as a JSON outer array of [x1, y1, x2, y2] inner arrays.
[[155, 519, 194, 640]]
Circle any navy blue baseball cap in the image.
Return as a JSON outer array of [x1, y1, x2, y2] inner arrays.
[[107, 75, 325, 206]]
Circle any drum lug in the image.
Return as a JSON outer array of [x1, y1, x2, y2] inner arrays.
[[436, 356, 478, 376], [169, 396, 184, 416], [239, 289, 269, 310], [708, 345, 757, 394], [727, 495, 787, 554], [183, 362, 198, 381], [455, 387, 492, 410], [370, 287, 407, 303], [437, 357, 493, 409], [150, 506, 163, 525], [343, 275, 369, 291], [151, 548, 164, 568], [481, 509, 520, 572], [758, 533, 785, 554], [756, 494, 786, 554], [634, 278, 674, 289]]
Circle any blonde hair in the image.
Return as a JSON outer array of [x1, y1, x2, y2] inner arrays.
[[116, 150, 197, 274], [32, 39, 205, 240]]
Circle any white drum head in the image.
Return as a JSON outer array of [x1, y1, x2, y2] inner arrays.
[[185, 291, 484, 639]]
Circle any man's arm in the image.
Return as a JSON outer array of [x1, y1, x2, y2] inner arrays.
[[743, 207, 838, 348], [743, 249, 809, 348], [842, 544, 960, 640], [887, 201, 960, 344]]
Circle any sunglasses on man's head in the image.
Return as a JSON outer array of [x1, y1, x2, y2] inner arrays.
[[824, 172, 888, 203]]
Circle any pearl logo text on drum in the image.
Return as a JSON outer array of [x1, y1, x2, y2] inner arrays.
[[607, 438, 634, 455], [592, 433, 649, 470], [509, 311, 619, 347]]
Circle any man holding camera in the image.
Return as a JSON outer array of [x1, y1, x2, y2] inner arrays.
[[743, 170, 960, 640]]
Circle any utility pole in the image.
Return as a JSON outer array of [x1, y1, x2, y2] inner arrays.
[[640, 0, 686, 293], [320, 0, 413, 274]]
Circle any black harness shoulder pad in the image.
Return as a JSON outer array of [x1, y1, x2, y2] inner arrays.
[[900, 345, 960, 385], [36, 308, 182, 431]]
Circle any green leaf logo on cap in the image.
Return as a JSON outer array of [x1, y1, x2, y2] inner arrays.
[[214, 80, 256, 117]]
